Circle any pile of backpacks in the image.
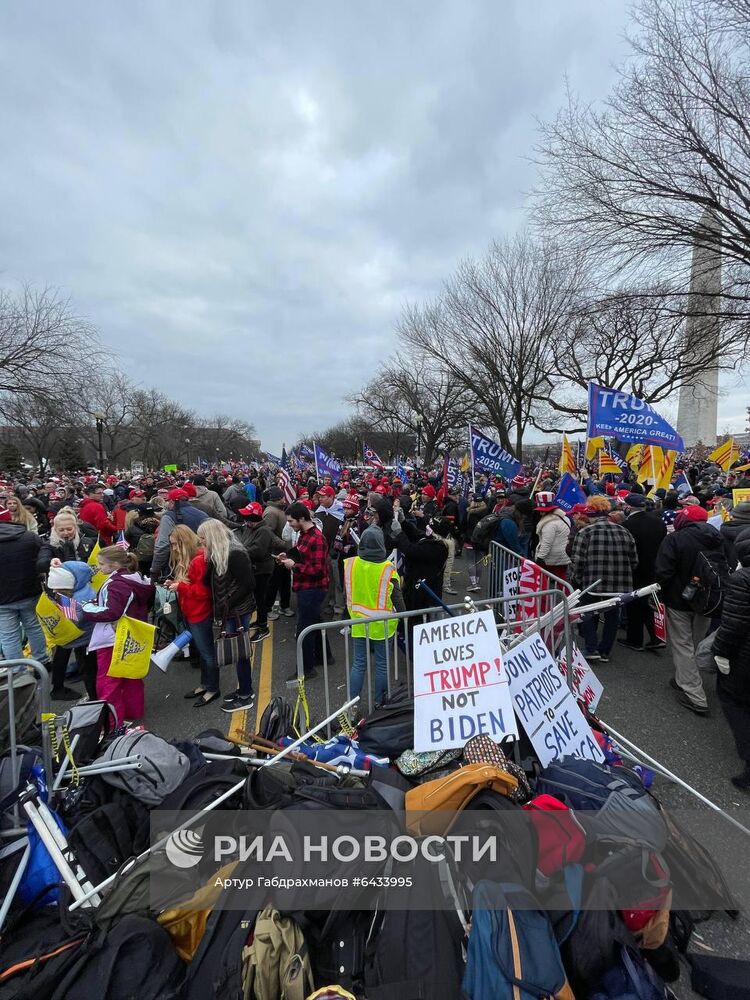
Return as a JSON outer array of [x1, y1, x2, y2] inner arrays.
[[0, 688, 746, 1000]]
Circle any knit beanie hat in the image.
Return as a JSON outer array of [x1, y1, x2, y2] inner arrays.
[[48, 565, 76, 590], [358, 526, 387, 562]]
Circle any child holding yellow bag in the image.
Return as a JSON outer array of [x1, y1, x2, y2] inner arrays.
[[80, 546, 155, 725]]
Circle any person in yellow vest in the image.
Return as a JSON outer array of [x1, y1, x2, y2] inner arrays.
[[344, 525, 405, 704]]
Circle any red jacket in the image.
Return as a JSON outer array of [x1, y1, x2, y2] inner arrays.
[[78, 498, 116, 545], [175, 550, 213, 624]]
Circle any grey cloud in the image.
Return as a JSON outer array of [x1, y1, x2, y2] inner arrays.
[[0, 0, 632, 450]]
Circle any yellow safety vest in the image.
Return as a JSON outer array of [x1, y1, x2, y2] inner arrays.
[[343, 557, 398, 640]]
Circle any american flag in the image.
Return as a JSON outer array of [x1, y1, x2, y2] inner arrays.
[[278, 448, 297, 505], [115, 531, 130, 550], [57, 595, 79, 621]]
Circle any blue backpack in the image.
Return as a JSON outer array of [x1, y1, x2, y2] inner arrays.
[[590, 945, 669, 1000], [462, 880, 573, 1000]]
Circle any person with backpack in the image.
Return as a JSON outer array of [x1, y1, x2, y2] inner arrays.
[[466, 493, 489, 593], [533, 491, 572, 580], [710, 527, 750, 791], [655, 504, 733, 715], [149, 488, 208, 581]]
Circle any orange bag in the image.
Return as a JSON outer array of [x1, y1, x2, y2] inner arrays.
[[405, 762, 518, 836]]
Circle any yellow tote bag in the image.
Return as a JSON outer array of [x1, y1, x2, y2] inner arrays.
[[35, 593, 84, 647], [87, 539, 108, 594], [107, 616, 156, 679]]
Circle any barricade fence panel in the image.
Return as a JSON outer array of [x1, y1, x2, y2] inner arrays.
[[294, 588, 578, 735]]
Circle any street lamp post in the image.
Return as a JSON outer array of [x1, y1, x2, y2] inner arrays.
[[94, 412, 105, 473], [185, 438, 191, 470], [415, 417, 423, 465]]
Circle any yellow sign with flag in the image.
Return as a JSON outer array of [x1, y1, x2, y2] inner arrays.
[[709, 438, 740, 471], [732, 489, 750, 506], [35, 593, 84, 648], [637, 445, 661, 485], [626, 444, 643, 472], [87, 539, 108, 594], [107, 616, 156, 679], [558, 434, 577, 476]]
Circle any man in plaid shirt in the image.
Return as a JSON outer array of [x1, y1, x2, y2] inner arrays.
[[279, 502, 330, 679], [570, 507, 638, 662]]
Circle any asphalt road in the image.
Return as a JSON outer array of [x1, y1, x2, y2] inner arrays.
[[141, 551, 750, 992]]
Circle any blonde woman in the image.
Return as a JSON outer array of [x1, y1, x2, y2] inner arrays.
[[168, 525, 199, 583], [196, 520, 256, 713], [6, 495, 38, 533], [38, 508, 97, 574]]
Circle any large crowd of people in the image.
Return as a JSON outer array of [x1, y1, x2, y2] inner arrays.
[[1, 452, 750, 789]]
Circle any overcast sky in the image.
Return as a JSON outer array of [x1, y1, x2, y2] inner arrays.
[[0, 1, 743, 451]]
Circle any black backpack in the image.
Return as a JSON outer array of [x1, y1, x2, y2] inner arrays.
[[67, 799, 150, 886], [685, 547, 730, 616], [356, 687, 414, 758], [257, 696, 293, 743], [471, 512, 500, 550]]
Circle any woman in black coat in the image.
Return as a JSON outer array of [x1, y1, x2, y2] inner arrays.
[[713, 527, 750, 792], [36, 509, 97, 575]]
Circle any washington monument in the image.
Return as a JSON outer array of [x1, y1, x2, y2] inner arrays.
[[676, 210, 721, 448]]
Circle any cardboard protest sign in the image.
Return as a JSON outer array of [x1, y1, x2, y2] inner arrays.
[[413, 609, 518, 752], [556, 644, 604, 711], [505, 633, 604, 767], [653, 601, 667, 643], [502, 566, 520, 618]]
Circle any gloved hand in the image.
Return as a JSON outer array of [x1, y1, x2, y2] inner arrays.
[[715, 655, 731, 675]]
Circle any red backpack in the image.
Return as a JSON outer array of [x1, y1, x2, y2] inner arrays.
[[523, 793, 587, 876]]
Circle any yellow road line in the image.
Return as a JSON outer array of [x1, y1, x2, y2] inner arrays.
[[226, 623, 274, 742]]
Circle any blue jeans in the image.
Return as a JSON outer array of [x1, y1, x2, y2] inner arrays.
[[0, 597, 48, 664], [580, 601, 620, 657], [350, 637, 388, 704], [190, 617, 219, 693], [223, 613, 253, 697]]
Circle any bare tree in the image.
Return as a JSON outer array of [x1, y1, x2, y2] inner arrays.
[[399, 235, 582, 455], [534, 0, 750, 334], [0, 285, 101, 413], [535, 286, 741, 430]]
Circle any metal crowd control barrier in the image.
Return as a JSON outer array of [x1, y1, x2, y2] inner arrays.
[[1, 658, 54, 837], [292, 587, 576, 736], [488, 540, 574, 602]]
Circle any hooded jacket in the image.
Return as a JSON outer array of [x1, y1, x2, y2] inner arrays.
[[150, 502, 209, 578], [713, 528, 750, 700], [78, 497, 116, 544], [189, 485, 235, 524], [237, 520, 282, 576], [654, 521, 732, 611], [263, 501, 287, 540], [80, 568, 155, 650], [37, 532, 97, 576], [395, 520, 448, 609], [535, 509, 571, 567], [0, 523, 44, 604]]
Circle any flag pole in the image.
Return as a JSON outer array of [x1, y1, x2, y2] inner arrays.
[[313, 440, 321, 482], [468, 424, 476, 492]]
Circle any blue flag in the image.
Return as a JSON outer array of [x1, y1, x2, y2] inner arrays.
[[298, 444, 315, 458], [554, 473, 587, 513], [263, 451, 282, 466], [314, 442, 342, 484], [674, 470, 692, 493], [395, 459, 409, 485], [587, 383, 684, 451], [469, 424, 522, 480]]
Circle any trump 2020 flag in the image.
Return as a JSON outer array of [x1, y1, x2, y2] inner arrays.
[[363, 443, 384, 468], [313, 442, 342, 484], [469, 424, 522, 480], [554, 473, 587, 513], [395, 459, 409, 485], [587, 383, 684, 452]]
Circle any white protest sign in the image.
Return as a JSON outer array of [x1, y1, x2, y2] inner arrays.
[[504, 633, 604, 767], [557, 644, 604, 712], [413, 609, 518, 752], [503, 566, 520, 618]]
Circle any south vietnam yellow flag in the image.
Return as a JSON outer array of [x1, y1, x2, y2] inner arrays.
[[626, 444, 643, 472], [655, 450, 677, 491], [559, 434, 577, 476], [586, 436, 606, 461], [598, 449, 623, 476], [637, 445, 662, 484], [709, 438, 741, 472], [107, 616, 156, 679]]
